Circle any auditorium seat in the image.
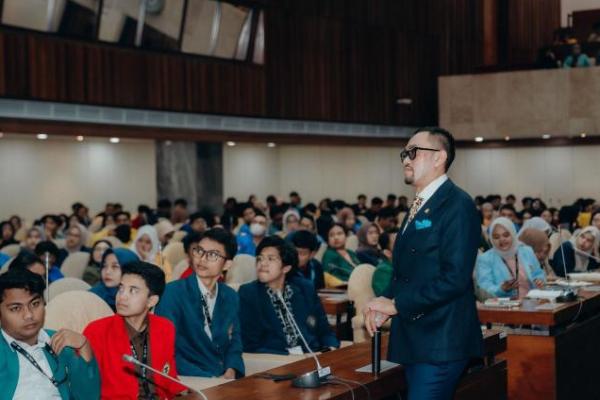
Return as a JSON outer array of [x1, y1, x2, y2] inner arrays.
[[345, 235, 358, 251], [314, 242, 327, 263], [60, 251, 90, 279], [45, 290, 114, 333], [104, 236, 124, 248], [226, 254, 256, 285], [163, 242, 186, 268], [1, 244, 21, 258], [170, 230, 187, 243], [48, 277, 91, 301], [171, 258, 189, 280]]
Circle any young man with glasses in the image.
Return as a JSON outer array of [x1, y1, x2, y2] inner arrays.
[[84, 261, 188, 399], [0, 268, 100, 400], [364, 127, 483, 400], [156, 228, 244, 379], [238, 236, 338, 355]]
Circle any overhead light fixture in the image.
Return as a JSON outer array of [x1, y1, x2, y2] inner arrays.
[[37, 133, 48, 140], [226, 141, 236, 147], [0, 132, 4, 138], [76, 135, 84, 142], [580, 132, 587, 138], [267, 142, 276, 148], [542, 134, 551, 140], [396, 98, 413, 105], [504, 136, 511, 141], [165, 140, 172, 146], [474, 137, 484, 143], [109, 137, 120, 144]]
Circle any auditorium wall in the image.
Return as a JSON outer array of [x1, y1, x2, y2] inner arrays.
[[0, 135, 156, 222]]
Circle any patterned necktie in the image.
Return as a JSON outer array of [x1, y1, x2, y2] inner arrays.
[[404, 196, 424, 229]]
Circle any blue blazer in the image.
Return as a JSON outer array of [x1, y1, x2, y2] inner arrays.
[[384, 179, 483, 364], [155, 275, 245, 378], [550, 241, 600, 277], [0, 329, 100, 400], [475, 244, 546, 297], [238, 277, 339, 355]]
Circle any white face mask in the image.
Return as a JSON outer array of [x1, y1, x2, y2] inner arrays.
[[250, 223, 266, 237]]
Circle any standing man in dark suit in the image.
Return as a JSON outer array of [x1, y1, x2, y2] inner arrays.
[[364, 127, 483, 400]]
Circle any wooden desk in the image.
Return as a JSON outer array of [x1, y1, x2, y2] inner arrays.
[[478, 290, 600, 399], [195, 331, 507, 400]]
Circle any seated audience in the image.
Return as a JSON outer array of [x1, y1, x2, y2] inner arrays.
[[355, 222, 382, 266], [237, 203, 256, 237], [372, 230, 398, 296], [155, 219, 176, 248], [550, 226, 600, 276], [33, 242, 65, 282], [592, 210, 600, 231], [82, 239, 112, 286], [352, 194, 368, 216], [237, 212, 268, 255], [131, 225, 173, 281], [41, 214, 63, 241], [9, 250, 62, 283], [290, 230, 325, 290], [89, 248, 138, 311], [21, 227, 44, 252], [155, 228, 244, 378], [0, 268, 100, 399], [57, 223, 90, 266], [281, 209, 301, 237], [178, 231, 202, 280], [238, 236, 338, 354], [364, 197, 383, 222], [518, 228, 556, 280], [564, 44, 591, 68], [322, 223, 360, 288], [337, 207, 358, 234], [475, 217, 545, 299], [588, 22, 600, 42], [181, 211, 209, 235], [375, 207, 397, 233], [0, 220, 19, 250], [84, 261, 188, 399]]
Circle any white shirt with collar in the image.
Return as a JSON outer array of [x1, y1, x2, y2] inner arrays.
[[415, 174, 448, 212], [197, 276, 219, 340], [1, 328, 62, 400]]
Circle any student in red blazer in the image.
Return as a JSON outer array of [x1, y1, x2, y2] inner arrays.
[[84, 261, 187, 399]]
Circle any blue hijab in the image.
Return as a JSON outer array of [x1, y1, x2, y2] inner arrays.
[[89, 247, 139, 310]]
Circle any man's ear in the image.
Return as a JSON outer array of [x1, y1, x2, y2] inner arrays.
[[148, 294, 159, 309], [282, 265, 292, 274], [435, 150, 448, 169], [222, 259, 233, 272]]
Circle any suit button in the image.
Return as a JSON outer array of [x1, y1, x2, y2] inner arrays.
[[410, 248, 416, 253]]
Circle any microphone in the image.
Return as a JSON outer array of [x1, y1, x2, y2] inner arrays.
[[555, 227, 577, 302], [371, 329, 381, 376], [275, 290, 331, 388], [44, 252, 50, 302], [122, 354, 208, 400]]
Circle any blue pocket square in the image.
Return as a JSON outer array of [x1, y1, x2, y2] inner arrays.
[[415, 219, 432, 230]]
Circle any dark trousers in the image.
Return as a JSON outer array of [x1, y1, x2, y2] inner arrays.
[[403, 359, 469, 400]]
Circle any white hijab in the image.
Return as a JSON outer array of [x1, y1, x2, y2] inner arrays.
[[130, 225, 159, 262], [570, 226, 600, 271], [490, 217, 519, 260]]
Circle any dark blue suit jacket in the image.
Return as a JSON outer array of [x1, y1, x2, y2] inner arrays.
[[550, 240, 600, 277], [238, 277, 339, 354], [384, 179, 483, 364], [155, 275, 245, 377]]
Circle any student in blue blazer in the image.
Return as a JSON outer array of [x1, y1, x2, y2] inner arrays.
[[550, 226, 600, 277], [238, 236, 339, 355], [476, 217, 546, 299], [0, 268, 100, 400], [364, 128, 483, 400], [155, 228, 244, 378]]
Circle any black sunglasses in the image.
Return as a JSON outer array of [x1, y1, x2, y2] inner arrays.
[[400, 146, 440, 162]]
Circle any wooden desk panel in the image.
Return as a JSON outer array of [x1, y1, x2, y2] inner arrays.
[[198, 331, 506, 400]]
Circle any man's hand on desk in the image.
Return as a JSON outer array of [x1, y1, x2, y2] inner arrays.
[[363, 297, 398, 337]]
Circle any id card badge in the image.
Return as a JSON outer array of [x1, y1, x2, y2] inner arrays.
[[287, 346, 303, 355]]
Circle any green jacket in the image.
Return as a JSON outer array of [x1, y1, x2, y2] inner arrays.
[[0, 329, 100, 400], [372, 258, 393, 296], [322, 248, 361, 286]]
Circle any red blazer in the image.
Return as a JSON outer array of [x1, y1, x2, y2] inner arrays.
[[84, 314, 186, 399]]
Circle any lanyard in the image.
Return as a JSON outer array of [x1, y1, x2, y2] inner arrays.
[[130, 333, 151, 396], [501, 255, 520, 295], [11, 342, 64, 387], [199, 293, 212, 327]]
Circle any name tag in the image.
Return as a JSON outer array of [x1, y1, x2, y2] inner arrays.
[[287, 346, 303, 355]]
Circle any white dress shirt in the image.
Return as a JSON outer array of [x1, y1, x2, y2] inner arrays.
[[197, 276, 219, 340], [414, 174, 448, 212], [1, 328, 62, 400]]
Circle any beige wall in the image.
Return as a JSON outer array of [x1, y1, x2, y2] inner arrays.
[[439, 68, 600, 141], [0, 135, 156, 223], [224, 142, 600, 207], [562, 0, 600, 26]]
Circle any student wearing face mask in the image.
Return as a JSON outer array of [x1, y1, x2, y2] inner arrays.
[[237, 212, 269, 256]]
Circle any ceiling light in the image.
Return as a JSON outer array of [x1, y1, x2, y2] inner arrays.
[[580, 132, 587, 138], [474, 137, 484, 143], [76, 135, 84, 142], [0, 132, 4, 138], [267, 142, 276, 148], [109, 137, 120, 144], [542, 134, 551, 139], [504, 136, 510, 141], [226, 141, 236, 147], [37, 133, 48, 140]]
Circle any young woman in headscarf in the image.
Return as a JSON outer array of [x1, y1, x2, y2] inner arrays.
[[20, 226, 45, 252], [550, 226, 600, 277], [57, 222, 91, 265], [89, 248, 139, 311], [130, 225, 174, 281], [475, 217, 545, 299], [355, 222, 382, 266], [82, 239, 113, 285], [280, 209, 301, 238], [518, 228, 556, 280], [336, 207, 358, 234]]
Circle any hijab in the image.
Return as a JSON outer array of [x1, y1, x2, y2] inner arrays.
[[130, 225, 160, 262], [490, 217, 519, 259]]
